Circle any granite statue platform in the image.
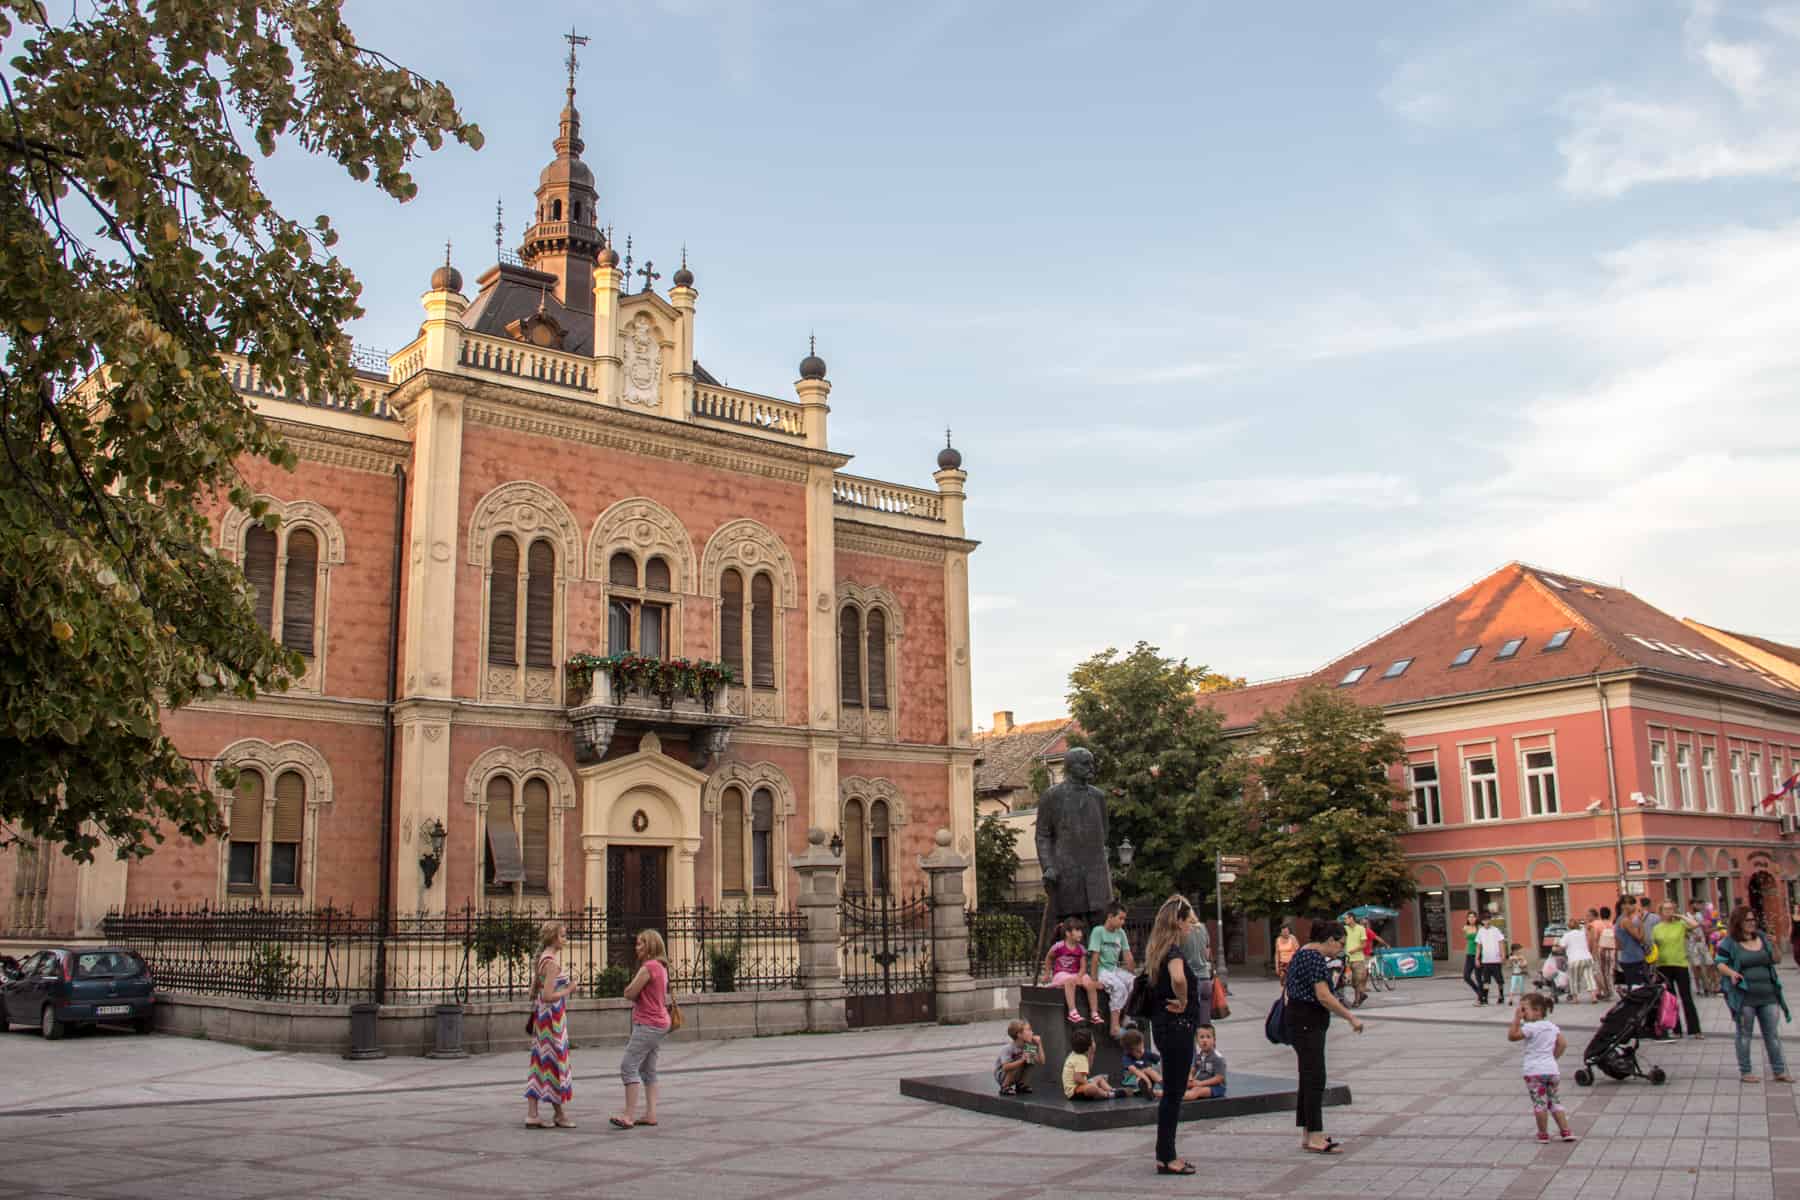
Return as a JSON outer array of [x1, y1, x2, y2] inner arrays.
[[899, 1070, 1352, 1131]]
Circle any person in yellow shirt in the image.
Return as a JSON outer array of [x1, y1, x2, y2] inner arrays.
[[1343, 914, 1375, 1008]]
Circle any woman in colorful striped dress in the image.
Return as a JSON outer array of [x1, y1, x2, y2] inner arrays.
[[525, 920, 575, 1129]]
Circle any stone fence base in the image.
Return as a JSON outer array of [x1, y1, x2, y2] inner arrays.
[[153, 987, 831, 1056]]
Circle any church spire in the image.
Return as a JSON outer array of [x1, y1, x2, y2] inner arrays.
[[519, 31, 603, 315]]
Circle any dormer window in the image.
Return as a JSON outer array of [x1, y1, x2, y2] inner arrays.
[[505, 309, 567, 350]]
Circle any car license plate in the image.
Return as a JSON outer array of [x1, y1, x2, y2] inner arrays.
[[97, 1005, 131, 1016]]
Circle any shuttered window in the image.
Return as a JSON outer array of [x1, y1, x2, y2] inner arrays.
[[270, 770, 304, 888], [839, 607, 862, 707], [751, 788, 774, 893], [608, 600, 632, 656], [281, 529, 318, 655], [645, 556, 671, 592], [719, 569, 744, 679], [843, 798, 865, 896], [484, 776, 525, 886], [488, 535, 519, 666], [641, 605, 666, 659], [244, 526, 277, 634], [870, 800, 891, 896], [229, 771, 263, 887], [609, 551, 638, 587], [720, 786, 745, 894], [524, 539, 555, 668], [521, 777, 550, 892], [750, 572, 775, 689], [866, 608, 888, 710]]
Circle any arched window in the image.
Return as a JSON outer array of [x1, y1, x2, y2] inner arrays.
[[488, 534, 519, 666], [839, 607, 862, 708], [551, 198, 562, 221], [483, 775, 518, 893], [842, 798, 865, 896], [229, 770, 263, 889], [751, 787, 774, 894], [606, 551, 670, 659], [525, 540, 555, 669], [870, 800, 891, 896], [271, 770, 305, 890], [280, 529, 318, 655], [719, 569, 744, 680], [750, 572, 775, 689], [865, 609, 888, 711], [720, 786, 745, 895], [244, 526, 277, 634], [522, 777, 550, 893]]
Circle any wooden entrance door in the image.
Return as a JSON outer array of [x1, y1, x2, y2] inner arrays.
[[608, 846, 668, 968]]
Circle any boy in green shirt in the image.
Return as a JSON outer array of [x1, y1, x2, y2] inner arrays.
[[1087, 901, 1136, 1038]]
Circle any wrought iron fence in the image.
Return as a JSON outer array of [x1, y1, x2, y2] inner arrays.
[[101, 903, 805, 1005], [964, 901, 1169, 980]]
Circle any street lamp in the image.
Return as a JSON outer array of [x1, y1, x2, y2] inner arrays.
[[828, 831, 844, 858], [1118, 838, 1134, 871], [418, 818, 447, 889]]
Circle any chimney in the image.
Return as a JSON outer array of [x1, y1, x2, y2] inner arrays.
[[992, 710, 1014, 735]]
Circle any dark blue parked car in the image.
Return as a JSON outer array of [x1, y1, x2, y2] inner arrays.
[[0, 947, 155, 1038]]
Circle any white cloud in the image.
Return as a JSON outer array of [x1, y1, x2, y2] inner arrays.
[[982, 472, 1421, 518]]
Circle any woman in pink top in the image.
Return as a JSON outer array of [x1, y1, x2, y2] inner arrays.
[[610, 929, 672, 1130]]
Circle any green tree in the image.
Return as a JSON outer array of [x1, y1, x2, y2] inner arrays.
[[0, 2, 480, 861], [974, 810, 1022, 907], [1234, 685, 1415, 919], [1066, 642, 1239, 904]]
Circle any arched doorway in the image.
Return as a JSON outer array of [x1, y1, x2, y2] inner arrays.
[[1749, 871, 1782, 940]]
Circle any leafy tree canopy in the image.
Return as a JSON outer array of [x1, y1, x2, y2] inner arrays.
[[974, 810, 1021, 908], [0, 1, 479, 861], [1065, 642, 1239, 905], [1233, 685, 1416, 919]]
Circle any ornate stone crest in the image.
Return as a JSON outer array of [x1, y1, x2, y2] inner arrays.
[[621, 314, 662, 408]]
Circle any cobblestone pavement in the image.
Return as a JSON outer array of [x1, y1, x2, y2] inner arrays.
[[1, 976, 1795, 1199]]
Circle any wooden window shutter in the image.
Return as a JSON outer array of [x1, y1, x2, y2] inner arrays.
[[485, 776, 525, 884], [271, 771, 305, 844], [719, 569, 744, 679], [521, 777, 550, 891], [843, 798, 865, 894], [645, 556, 671, 592], [524, 539, 555, 668], [244, 526, 277, 634], [280, 528, 319, 655], [865, 608, 889, 711], [233, 770, 264, 846], [751, 788, 774, 892], [720, 787, 745, 893], [750, 572, 775, 688], [609, 551, 638, 587], [839, 607, 862, 706], [488, 535, 519, 665], [870, 799, 890, 895]]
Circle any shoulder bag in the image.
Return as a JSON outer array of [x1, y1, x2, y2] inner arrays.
[[662, 961, 684, 1032], [1264, 992, 1288, 1045]]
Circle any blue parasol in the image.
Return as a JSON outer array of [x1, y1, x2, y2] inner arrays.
[[1342, 905, 1400, 921]]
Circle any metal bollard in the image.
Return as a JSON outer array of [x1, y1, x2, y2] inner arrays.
[[345, 1002, 386, 1060], [428, 1002, 467, 1059]]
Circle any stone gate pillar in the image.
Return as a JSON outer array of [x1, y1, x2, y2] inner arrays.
[[921, 827, 978, 1024], [792, 827, 846, 1033]]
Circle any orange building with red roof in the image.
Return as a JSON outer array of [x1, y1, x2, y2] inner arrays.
[[1212, 563, 1800, 965]]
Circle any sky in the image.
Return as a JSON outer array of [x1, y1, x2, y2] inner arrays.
[[255, 1, 1800, 727]]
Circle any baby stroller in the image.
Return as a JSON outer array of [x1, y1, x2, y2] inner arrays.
[[1533, 949, 1570, 1001], [1573, 972, 1669, 1087]]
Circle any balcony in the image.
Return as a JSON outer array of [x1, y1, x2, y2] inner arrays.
[[567, 670, 747, 768]]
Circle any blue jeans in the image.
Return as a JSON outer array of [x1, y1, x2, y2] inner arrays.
[[1734, 1003, 1788, 1077]]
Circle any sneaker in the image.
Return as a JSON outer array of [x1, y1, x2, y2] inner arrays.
[[1016, 1083, 1033, 1094], [1536, 1132, 1550, 1143], [1559, 1131, 1578, 1143], [999, 1083, 1018, 1096]]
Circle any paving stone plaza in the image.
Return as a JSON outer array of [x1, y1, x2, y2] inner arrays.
[[2, 975, 1795, 1199]]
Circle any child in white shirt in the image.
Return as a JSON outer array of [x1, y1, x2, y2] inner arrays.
[[1508, 993, 1575, 1143]]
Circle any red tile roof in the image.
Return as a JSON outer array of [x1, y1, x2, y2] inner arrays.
[[1198, 562, 1800, 732]]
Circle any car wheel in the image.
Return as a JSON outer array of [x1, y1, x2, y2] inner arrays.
[[40, 1005, 64, 1040], [133, 1014, 153, 1035]]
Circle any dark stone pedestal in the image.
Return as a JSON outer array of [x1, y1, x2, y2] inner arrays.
[[1020, 984, 1129, 1083], [900, 1070, 1351, 1131]]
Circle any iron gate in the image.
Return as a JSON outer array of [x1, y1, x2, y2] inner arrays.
[[840, 888, 934, 1027]]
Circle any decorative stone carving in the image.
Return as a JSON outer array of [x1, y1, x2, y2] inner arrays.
[[587, 497, 696, 592], [839, 776, 908, 827], [465, 480, 583, 570], [621, 313, 663, 408], [218, 497, 348, 566]]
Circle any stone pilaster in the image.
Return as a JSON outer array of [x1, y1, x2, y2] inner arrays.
[[792, 827, 847, 1032], [795, 374, 831, 452], [669, 278, 696, 422], [805, 460, 840, 835], [920, 827, 979, 1024], [592, 261, 622, 404]]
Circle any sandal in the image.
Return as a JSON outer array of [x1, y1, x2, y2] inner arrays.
[[553, 1117, 577, 1129], [1742, 1075, 1762, 1083], [525, 1118, 549, 1129], [1156, 1161, 1196, 1175], [1067, 1010, 1083, 1024], [1303, 1140, 1342, 1155], [608, 1116, 636, 1130], [1776, 1074, 1795, 1083], [637, 1119, 659, 1126]]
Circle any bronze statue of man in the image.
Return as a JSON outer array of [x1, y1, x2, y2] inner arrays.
[[1035, 747, 1114, 927]]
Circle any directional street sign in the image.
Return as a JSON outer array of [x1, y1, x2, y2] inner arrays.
[[1218, 855, 1249, 871], [1217, 871, 1238, 884]]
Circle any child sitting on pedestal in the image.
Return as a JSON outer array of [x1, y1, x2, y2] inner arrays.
[[1062, 1027, 1117, 1100]]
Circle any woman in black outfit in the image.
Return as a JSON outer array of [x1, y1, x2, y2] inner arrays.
[[1284, 919, 1363, 1154], [1460, 911, 1482, 1003], [1144, 895, 1201, 1175]]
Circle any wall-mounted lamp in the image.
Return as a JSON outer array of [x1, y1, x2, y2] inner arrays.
[[419, 818, 447, 889], [1117, 838, 1135, 871], [829, 831, 844, 858]]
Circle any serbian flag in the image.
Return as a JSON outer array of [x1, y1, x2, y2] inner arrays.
[[1764, 770, 1800, 809]]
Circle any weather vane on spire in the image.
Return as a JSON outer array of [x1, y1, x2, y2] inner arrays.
[[494, 198, 504, 255], [563, 27, 589, 95]]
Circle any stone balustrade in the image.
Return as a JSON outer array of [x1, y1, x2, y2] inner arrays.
[[457, 331, 594, 391], [691, 383, 807, 438], [832, 473, 944, 522]]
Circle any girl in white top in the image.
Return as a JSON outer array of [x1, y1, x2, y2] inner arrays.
[[1508, 993, 1575, 1143]]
